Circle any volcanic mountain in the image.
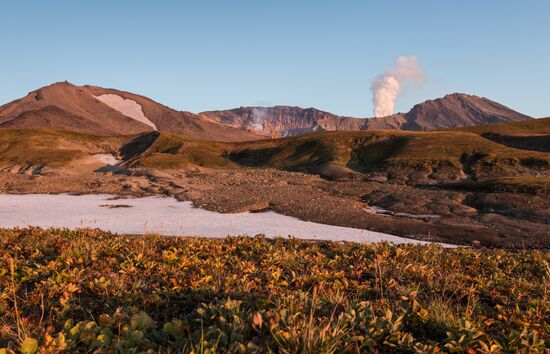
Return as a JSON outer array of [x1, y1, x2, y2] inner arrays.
[[200, 106, 365, 137], [0, 82, 260, 141], [201, 93, 532, 136], [364, 93, 533, 130]]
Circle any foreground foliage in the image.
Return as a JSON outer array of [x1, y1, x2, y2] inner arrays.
[[0, 228, 548, 353]]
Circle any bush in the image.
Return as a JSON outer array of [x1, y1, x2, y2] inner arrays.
[[0, 228, 547, 352]]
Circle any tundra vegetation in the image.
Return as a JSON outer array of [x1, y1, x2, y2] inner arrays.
[[0, 228, 547, 353]]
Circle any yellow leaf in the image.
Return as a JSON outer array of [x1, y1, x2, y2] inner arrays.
[[20, 338, 38, 354]]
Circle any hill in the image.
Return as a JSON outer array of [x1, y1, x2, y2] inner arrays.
[[2, 115, 548, 185], [116, 128, 550, 186], [0, 82, 261, 141], [457, 117, 550, 153], [0, 129, 126, 175]]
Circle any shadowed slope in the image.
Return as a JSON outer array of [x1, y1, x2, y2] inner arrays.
[[457, 117, 550, 153]]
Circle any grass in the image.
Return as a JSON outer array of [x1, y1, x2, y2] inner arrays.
[[457, 117, 550, 136], [123, 133, 238, 170], [226, 130, 550, 182], [0, 129, 125, 168], [2, 119, 550, 191], [457, 117, 550, 153], [0, 228, 548, 352]]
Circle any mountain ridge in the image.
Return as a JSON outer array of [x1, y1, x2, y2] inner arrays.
[[0, 82, 533, 140], [202, 93, 533, 136]]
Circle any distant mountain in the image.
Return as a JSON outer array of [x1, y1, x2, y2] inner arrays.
[[364, 93, 532, 130], [201, 93, 532, 136], [200, 106, 364, 137], [0, 82, 261, 141]]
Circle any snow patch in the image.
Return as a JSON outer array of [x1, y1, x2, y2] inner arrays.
[[0, 194, 452, 246], [92, 154, 119, 166], [94, 94, 158, 130]]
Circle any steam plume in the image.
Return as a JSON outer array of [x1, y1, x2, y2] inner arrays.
[[371, 56, 424, 117]]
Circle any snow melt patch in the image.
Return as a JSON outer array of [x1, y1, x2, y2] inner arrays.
[[94, 94, 158, 130], [92, 154, 119, 166], [0, 194, 452, 246]]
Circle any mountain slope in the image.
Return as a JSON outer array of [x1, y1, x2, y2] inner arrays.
[[0, 82, 152, 136], [0, 82, 261, 141], [365, 93, 532, 130], [83, 85, 261, 141]]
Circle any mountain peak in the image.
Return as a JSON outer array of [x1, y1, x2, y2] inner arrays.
[[394, 93, 532, 130], [0, 83, 262, 141]]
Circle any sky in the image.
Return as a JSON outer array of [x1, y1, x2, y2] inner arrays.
[[1, 1, 549, 117]]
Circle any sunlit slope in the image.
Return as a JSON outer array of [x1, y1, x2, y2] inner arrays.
[[0, 129, 125, 173]]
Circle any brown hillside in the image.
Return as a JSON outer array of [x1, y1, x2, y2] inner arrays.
[[0, 82, 261, 141]]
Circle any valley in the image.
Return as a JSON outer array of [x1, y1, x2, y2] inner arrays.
[[1, 113, 549, 247]]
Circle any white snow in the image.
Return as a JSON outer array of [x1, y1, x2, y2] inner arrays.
[[94, 94, 158, 130], [0, 194, 450, 246], [92, 154, 119, 165]]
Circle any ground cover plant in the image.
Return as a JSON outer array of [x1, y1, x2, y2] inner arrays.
[[0, 228, 548, 353]]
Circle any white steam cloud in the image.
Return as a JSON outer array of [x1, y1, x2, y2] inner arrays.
[[371, 56, 425, 117]]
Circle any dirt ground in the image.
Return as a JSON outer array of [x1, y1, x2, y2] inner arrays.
[[1, 169, 548, 248]]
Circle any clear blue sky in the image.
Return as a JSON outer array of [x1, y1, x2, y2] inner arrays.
[[1, 1, 549, 117]]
